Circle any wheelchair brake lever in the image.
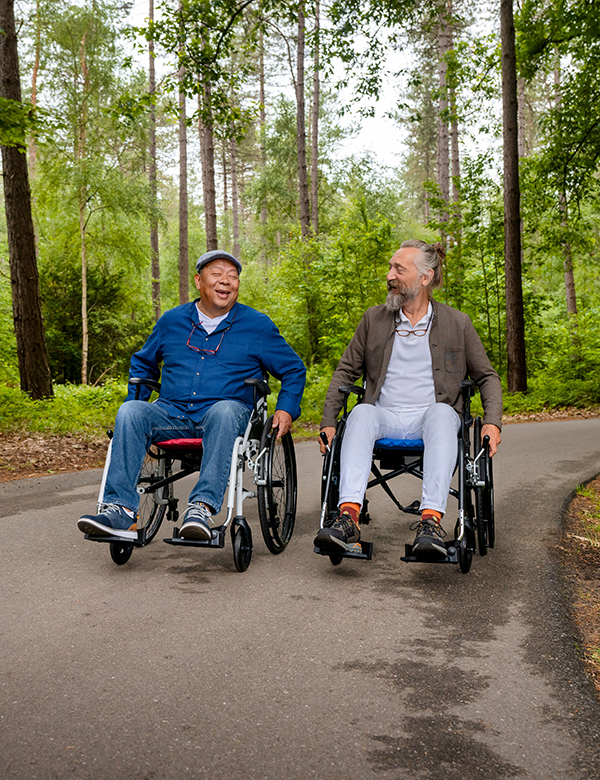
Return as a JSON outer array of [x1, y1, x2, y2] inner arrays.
[[319, 431, 331, 453]]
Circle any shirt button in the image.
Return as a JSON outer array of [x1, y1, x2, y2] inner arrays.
[[193, 392, 196, 395], [196, 373, 199, 376]]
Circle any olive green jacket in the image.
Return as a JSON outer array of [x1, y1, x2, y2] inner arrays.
[[320, 299, 503, 430]]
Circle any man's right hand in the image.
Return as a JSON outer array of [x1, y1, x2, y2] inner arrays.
[[319, 426, 336, 454]]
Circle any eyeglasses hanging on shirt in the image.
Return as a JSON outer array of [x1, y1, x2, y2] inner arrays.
[[395, 317, 432, 338], [187, 309, 238, 355]]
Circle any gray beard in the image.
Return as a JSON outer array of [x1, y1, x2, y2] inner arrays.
[[385, 283, 420, 313]]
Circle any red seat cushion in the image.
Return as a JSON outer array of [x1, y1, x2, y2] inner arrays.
[[155, 438, 203, 451]]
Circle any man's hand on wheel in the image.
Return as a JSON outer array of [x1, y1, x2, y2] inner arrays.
[[481, 424, 501, 457], [319, 426, 336, 454], [272, 410, 292, 439]]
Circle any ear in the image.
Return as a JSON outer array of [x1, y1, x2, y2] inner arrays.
[[194, 273, 202, 290], [422, 269, 434, 287]]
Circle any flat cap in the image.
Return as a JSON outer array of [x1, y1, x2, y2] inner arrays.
[[196, 250, 242, 275]]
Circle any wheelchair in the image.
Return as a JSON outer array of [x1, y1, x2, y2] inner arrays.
[[315, 380, 495, 573], [85, 376, 297, 572]]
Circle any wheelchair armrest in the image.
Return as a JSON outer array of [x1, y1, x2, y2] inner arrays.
[[129, 377, 161, 400], [244, 377, 271, 397], [461, 379, 475, 397], [338, 384, 365, 399]]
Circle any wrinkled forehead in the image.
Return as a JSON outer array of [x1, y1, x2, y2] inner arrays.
[[389, 247, 420, 271]]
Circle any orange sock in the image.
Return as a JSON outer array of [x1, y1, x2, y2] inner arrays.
[[422, 509, 443, 522], [339, 502, 361, 525]]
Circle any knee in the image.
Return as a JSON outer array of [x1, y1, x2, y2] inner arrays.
[[346, 403, 377, 431], [423, 403, 460, 435], [114, 400, 152, 430], [203, 400, 248, 430]]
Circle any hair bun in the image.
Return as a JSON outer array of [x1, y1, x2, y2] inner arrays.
[[432, 242, 446, 264]]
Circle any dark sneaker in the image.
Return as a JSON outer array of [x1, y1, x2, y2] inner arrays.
[[410, 515, 447, 558], [180, 502, 212, 541], [78, 503, 138, 540], [314, 513, 361, 553]]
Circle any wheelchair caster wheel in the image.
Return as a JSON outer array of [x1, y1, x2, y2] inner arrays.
[[457, 537, 473, 574], [329, 554, 343, 566], [110, 541, 134, 565], [232, 519, 253, 572]]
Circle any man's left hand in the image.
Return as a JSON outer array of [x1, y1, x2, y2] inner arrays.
[[272, 410, 293, 439], [480, 424, 501, 457]]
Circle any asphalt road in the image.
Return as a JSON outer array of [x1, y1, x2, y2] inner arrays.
[[2, 420, 600, 780]]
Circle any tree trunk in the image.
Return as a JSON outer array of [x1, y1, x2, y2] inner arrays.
[[230, 134, 240, 259], [259, 27, 267, 259], [436, 3, 450, 225], [178, 56, 188, 303], [149, 0, 160, 321], [296, 1, 311, 238], [29, 0, 41, 178], [310, 0, 320, 235], [554, 59, 577, 318], [78, 32, 90, 384], [501, 0, 527, 392], [198, 82, 218, 251], [0, 0, 53, 398]]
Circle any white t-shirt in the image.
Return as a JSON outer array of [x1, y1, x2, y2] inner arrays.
[[195, 305, 229, 335], [375, 302, 436, 413]]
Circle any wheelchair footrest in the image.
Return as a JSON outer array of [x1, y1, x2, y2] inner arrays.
[[314, 539, 373, 560], [401, 540, 458, 564], [84, 527, 147, 547], [163, 525, 226, 548]]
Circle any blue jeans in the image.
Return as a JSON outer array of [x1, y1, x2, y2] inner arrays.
[[103, 400, 251, 514]]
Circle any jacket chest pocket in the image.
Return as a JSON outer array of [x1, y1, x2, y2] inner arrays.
[[445, 347, 465, 374]]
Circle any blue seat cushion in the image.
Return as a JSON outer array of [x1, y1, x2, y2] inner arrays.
[[374, 438, 424, 452]]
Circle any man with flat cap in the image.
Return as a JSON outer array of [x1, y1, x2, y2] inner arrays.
[[78, 250, 306, 541]]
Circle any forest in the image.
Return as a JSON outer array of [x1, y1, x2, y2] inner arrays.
[[1, 0, 600, 431]]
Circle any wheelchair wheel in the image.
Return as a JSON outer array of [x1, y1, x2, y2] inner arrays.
[[232, 519, 253, 572], [321, 433, 341, 524], [136, 447, 168, 544], [473, 418, 495, 553], [257, 417, 297, 554], [110, 541, 134, 565], [458, 537, 473, 573]]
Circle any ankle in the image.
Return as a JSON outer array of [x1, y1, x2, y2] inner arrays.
[[422, 509, 443, 523], [339, 502, 361, 525]]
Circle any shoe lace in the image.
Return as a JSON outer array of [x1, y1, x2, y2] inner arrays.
[[182, 502, 211, 523], [337, 513, 358, 535], [409, 518, 446, 538], [100, 502, 123, 514]]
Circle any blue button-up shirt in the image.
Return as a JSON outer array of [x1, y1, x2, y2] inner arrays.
[[127, 300, 306, 421]]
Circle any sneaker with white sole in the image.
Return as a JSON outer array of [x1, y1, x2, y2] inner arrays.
[[313, 512, 361, 553], [77, 503, 138, 540], [180, 502, 213, 541], [410, 515, 447, 558]]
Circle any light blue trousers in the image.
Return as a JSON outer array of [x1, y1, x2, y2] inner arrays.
[[338, 403, 461, 516]]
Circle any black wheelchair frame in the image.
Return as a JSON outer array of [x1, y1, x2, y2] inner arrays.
[[315, 380, 495, 573], [85, 376, 297, 572]]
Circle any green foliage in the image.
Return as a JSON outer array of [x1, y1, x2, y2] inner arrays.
[[0, 97, 39, 147], [0, 381, 127, 435]]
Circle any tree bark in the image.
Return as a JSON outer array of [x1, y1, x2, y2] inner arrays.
[[0, 0, 53, 398], [178, 54, 189, 304], [259, 27, 267, 257], [198, 82, 218, 251], [149, 0, 160, 321], [501, 0, 527, 392], [310, 0, 320, 235], [436, 3, 450, 224], [78, 32, 90, 385], [230, 134, 240, 259], [296, 1, 311, 238]]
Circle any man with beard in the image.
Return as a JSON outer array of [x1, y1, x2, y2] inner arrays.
[[313, 239, 502, 558]]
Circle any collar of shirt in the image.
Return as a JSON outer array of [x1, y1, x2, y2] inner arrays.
[[396, 300, 433, 329]]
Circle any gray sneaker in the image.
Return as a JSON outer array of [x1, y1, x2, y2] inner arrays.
[[410, 515, 447, 558], [314, 513, 361, 552], [77, 503, 138, 540], [180, 502, 213, 540]]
